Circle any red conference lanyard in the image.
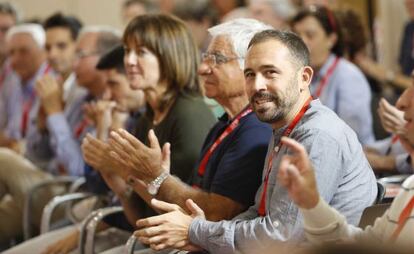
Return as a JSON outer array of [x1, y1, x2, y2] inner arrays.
[[20, 64, 52, 137], [389, 195, 414, 242], [258, 97, 312, 217], [313, 57, 340, 98], [391, 135, 399, 145], [74, 118, 90, 139], [196, 107, 253, 179]]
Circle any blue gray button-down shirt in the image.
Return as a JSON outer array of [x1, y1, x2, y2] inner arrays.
[[24, 73, 90, 176], [311, 54, 375, 145], [188, 100, 377, 254]]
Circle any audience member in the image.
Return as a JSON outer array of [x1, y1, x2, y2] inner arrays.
[[25, 13, 86, 169], [0, 24, 49, 150], [291, 5, 375, 145]]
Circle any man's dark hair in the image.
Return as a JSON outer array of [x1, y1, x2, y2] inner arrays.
[[43, 13, 83, 40], [248, 29, 310, 67], [96, 45, 125, 74]]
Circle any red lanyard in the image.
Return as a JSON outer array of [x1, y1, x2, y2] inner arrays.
[[258, 97, 312, 217], [197, 107, 252, 177], [390, 195, 414, 242], [20, 64, 52, 137], [391, 135, 399, 144], [74, 118, 90, 139], [313, 57, 340, 98]]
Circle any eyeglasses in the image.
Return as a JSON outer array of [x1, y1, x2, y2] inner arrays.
[[75, 50, 99, 59], [201, 52, 242, 66]]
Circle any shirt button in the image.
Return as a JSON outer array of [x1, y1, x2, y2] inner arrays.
[[274, 146, 279, 153], [273, 220, 280, 228]]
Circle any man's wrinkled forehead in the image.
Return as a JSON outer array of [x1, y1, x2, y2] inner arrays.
[[8, 32, 40, 50], [208, 35, 235, 55]]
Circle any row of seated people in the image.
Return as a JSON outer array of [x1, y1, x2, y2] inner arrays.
[[0, 7, 411, 254]]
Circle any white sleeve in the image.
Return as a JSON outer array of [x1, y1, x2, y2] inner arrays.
[[300, 198, 364, 243]]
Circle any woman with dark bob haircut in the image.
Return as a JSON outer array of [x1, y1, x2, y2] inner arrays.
[[85, 14, 217, 252], [103, 13, 217, 227]]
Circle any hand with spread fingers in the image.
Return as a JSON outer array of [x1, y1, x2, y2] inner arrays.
[[82, 134, 126, 176], [35, 75, 64, 116], [82, 133, 132, 195], [277, 137, 320, 210], [378, 98, 406, 136], [135, 198, 204, 252], [108, 128, 171, 184]]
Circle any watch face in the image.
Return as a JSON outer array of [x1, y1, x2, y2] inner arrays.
[[148, 184, 157, 195]]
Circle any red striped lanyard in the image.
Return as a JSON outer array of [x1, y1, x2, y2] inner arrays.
[[197, 107, 252, 177], [390, 195, 414, 242], [313, 57, 340, 98], [20, 64, 52, 137], [258, 97, 312, 216]]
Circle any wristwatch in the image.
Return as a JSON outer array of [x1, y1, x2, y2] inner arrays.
[[147, 172, 169, 195]]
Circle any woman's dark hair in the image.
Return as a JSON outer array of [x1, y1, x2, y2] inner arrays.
[[291, 5, 345, 57], [336, 9, 368, 61], [123, 14, 201, 111]]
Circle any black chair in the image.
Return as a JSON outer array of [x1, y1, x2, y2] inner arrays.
[[375, 181, 386, 204]]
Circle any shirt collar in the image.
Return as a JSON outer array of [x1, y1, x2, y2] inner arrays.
[[62, 73, 76, 102]]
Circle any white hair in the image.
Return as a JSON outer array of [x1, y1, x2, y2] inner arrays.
[[249, 0, 297, 20], [208, 18, 273, 69], [5, 23, 45, 48]]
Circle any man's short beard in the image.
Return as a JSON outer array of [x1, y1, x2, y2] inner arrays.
[[251, 78, 299, 124]]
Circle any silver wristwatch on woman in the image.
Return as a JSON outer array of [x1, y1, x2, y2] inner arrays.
[[147, 172, 169, 195]]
